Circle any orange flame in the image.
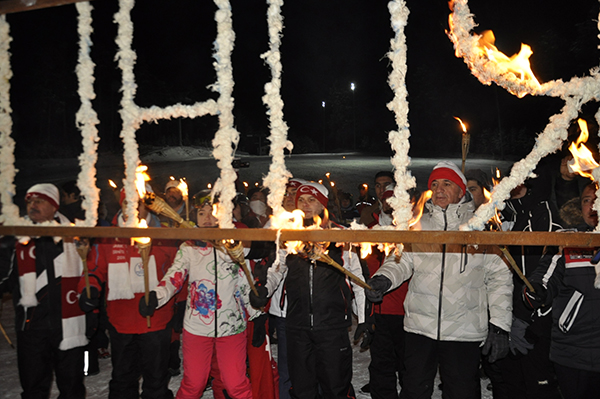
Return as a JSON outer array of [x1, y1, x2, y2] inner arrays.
[[108, 179, 117, 189], [454, 116, 467, 133], [483, 187, 492, 202], [177, 179, 188, 198], [135, 165, 150, 197], [132, 219, 151, 245], [476, 30, 540, 91], [409, 190, 433, 227], [568, 119, 599, 180]]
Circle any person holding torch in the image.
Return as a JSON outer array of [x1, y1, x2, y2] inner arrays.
[[139, 191, 262, 399], [251, 181, 368, 399], [78, 192, 179, 399]]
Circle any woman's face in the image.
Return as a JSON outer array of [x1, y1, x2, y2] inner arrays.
[[196, 204, 218, 227]]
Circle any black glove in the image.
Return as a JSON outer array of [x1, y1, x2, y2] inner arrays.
[[139, 291, 158, 317], [172, 301, 186, 333], [79, 286, 100, 313], [251, 314, 268, 348], [365, 275, 392, 303], [85, 311, 98, 339], [510, 316, 534, 356], [482, 323, 510, 363], [522, 282, 547, 311], [249, 282, 269, 309], [353, 300, 375, 349]]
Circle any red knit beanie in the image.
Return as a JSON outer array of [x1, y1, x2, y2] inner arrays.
[[295, 182, 329, 208], [427, 161, 467, 194]]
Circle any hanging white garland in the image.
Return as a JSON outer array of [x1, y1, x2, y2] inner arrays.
[[75, 2, 100, 227], [0, 15, 18, 226], [261, 0, 293, 218], [385, 0, 416, 231]]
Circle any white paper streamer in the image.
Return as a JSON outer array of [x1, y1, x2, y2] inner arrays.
[[75, 2, 100, 227], [0, 15, 19, 225], [385, 0, 416, 231], [261, 0, 293, 219]]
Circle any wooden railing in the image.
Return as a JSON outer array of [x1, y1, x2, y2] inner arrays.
[[0, 225, 598, 247]]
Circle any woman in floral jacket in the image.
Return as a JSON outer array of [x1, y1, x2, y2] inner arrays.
[[141, 194, 261, 399]]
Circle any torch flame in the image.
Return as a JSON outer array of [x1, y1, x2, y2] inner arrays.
[[409, 190, 433, 227], [567, 119, 599, 180], [135, 165, 150, 197], [108, 179, 117, 189], [454, 116, 467, 133], [177, 179, 188, 198], [132, 219, 151, 245]]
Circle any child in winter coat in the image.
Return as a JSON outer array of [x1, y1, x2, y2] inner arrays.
[[140, 193, 262, 399]]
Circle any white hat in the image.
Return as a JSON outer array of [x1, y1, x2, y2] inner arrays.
[[25, 183, 60, 209]]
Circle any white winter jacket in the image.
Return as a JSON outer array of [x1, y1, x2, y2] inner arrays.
[[375, 199, 513, 342]]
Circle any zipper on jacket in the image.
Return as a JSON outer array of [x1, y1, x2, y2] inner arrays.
[[437, 210, 448, 341], [214, 248, 218, 338], [309, 259, 315, 329]]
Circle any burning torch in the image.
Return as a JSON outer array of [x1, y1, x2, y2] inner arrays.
[[455, 117, 470, 173], [133, 219, 152, 328]]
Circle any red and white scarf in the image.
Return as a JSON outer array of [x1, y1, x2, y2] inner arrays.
[[16, 213, 88, 350]]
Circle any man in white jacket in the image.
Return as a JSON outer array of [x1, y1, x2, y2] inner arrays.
[[367, 161, 513, 399]]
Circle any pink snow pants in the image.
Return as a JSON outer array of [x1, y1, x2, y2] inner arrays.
[[176, 329, 252, 399]]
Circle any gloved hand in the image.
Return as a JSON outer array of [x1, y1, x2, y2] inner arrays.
[[482, 323, 510, 363], [251, 314, 268, 348], [249, 283, 269, 309], [79, 286, 100, 313], [510, 316, 534, 356], [522, 282, 547, 311], [139, 291, 158, 317], [172, 301, 186, 333], [353, 300, 375, 349], [365, 275, 392, 303]]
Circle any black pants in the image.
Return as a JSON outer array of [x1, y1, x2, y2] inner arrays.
[[108, 323, 173, 399], [369, 313, 405, 399], [17, 328, 85, 399], [287, 326, 356, 399], [400, 332, 481, 399], [554, 363, 600, 399], [495, 336, 561, 399]]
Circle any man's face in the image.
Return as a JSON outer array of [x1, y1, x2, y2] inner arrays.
[[297, 194, 324, 220], [430, 179, 463, 209], [467, 180, 487, 209], [581, 185, 598, 228], [197, 204, 218, 227], [374, 176, 393, 200], [283, 186, 298, 212], [27, 197, 57, 223], [165, 188, 183, 209]]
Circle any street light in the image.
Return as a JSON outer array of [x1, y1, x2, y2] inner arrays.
[[322, 101, 326, 150], [350, 82, 356, 151]]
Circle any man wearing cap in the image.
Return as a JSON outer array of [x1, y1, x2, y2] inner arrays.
[[8, 183, 88, 398], [367, 161, 513, 399], [161, 180, 186, 227], [252, 181, 368, 398]]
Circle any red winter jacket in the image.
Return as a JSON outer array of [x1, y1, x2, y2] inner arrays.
[[79, 237, 179, 334]]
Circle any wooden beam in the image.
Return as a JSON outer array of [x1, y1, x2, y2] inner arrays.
[[0, 225, 598, 247], [0, 0, 91, 15]]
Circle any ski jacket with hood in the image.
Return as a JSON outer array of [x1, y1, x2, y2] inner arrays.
[[374, 198, 513, 342]]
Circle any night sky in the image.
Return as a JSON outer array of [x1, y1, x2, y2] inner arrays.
[[6, 0, 600, 160]]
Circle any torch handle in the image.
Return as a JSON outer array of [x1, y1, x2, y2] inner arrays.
[[499, 246, 535, 293], [83, 259, 91, 299], [317, 253, 372, 290]]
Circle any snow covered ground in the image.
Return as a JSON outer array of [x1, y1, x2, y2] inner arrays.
[[2, 150, 507, 398]]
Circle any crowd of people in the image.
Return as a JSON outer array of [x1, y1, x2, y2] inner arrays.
[[0, 152, 599, 399]]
